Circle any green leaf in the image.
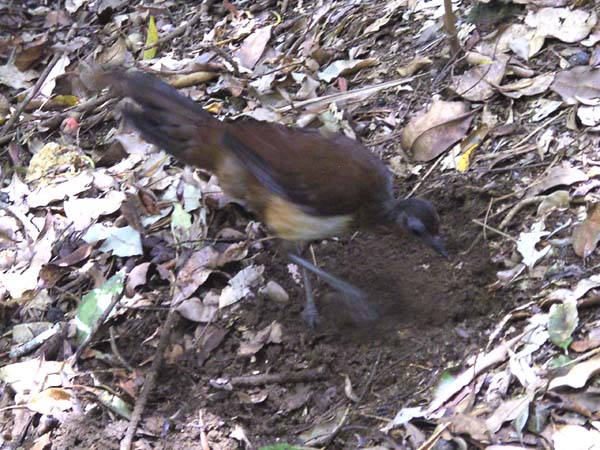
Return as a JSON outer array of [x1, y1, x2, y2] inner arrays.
[[75, 272, 125, 343], [548, 298, 578, 350], [143, 15, 158, 60]]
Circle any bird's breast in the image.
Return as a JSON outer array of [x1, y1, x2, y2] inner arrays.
[[264, 195, 353, 241]]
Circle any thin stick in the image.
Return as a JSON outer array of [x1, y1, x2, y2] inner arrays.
[[120, 294, 179, 450], [406, 155, 443, 198], [1, 53, 61, 135], [498, 196, 545, 230], [472, 219, 516, 242]]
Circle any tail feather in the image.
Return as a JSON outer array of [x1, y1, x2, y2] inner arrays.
[[104, 70, 212, 122], [124, 107, 188, 154], [103, 69, 223, 170]]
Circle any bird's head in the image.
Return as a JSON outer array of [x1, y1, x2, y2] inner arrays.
[[393, 198, 448, 259]]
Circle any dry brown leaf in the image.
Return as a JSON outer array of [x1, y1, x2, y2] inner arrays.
[[238, 321, 282, 356], [549, 356, 600, 389], [451, 54, 509, 101], [173, 246, 220, 303], [485, 393, 533, 433], [570, 331, 600, 353], [449, 413, 490, 441], [500, 73, 555, 99], [401, 100, 475, 162], [126, 262, 152, 297], [572, 202, 600, 258], [551, 66, 600, 104], [525, 8, 597, 44], [234, 25, 273, 70], [527, 164, 588, 196], [396, 55, 432, 77]]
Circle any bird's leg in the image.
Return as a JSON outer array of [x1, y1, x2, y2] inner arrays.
[[287, 244, 318, 328], [287, 249, 376, 325], [299, 257, 318, 328]]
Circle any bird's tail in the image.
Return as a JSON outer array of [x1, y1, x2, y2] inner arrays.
[[101, 69, 223, 171]]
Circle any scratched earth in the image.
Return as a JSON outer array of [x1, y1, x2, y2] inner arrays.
[[53, 175, 508, 449]]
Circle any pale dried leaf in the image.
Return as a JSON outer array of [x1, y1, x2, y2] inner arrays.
[[551, 67, 600, 105], [0, 60, 37, 90], [552, 424, 600, 450], [174, 246, 220, 303], [83, 224, 142, 257], [516, 221, 550, 269], [527, 164, 588, 196], [234, 25, 273, 70], [219, 265, 264, 308], [526, 8, 597, 43], [27, 388, 74, 415], [500, 73, 555, 99], [64, 191, 126, 231], [401, 100, 474, 161], [318, 58, 377, 83], [573, 203, 600, 258], [177, 297, 217, 323], [549, 356, 600, 389], [451, 55, 509, 101], [238, 321, 282, 356], [485, 394, 533, 433], [537, 191, 570, 216]]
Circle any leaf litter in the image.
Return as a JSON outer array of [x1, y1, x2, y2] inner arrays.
[[2, 0, 600, 448]]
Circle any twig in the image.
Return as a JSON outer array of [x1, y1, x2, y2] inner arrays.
[[120, 292, 180, 450], [109, 326, 134, 371], [1, 53, 62, 136], [358, 350, 381, 403], [198, 410, 210, 450], [275, 76, 418, 113], [406, 155, 443, 198], [497, 196, 545, 230], [214, 367, 327, 388], [477, 110, 568, 163], [0, 131, 17, 146], [472, 219, 516, 242], [416, 422, 451, 450], [443, 0, 461, 56], [74, 291, 124, 363], [9, 323, 61, 359]]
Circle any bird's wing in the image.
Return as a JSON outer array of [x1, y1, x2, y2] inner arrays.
[[222, 121, 393, 217]]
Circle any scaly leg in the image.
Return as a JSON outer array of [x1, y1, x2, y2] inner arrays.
[[287, 250, 376, 326]]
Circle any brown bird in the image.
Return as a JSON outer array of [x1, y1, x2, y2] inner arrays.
[[102, 70, 447, 326]]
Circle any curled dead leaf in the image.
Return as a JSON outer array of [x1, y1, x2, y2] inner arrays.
[[572, 202, 600, 258], [451, 54, 509, 102], [401, 100, 475, 162]]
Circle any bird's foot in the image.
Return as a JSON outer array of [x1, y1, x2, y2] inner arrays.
[[301, 303, 319, 330], [341, 289, 378, 323]]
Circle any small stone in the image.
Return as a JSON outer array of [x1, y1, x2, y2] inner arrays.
[[261, 280, 289, 303]]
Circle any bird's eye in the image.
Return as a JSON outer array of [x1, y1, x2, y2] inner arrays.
[[407, 217, 426, 237]]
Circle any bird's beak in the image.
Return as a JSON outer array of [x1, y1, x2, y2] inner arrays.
[[424, 234, 450, 260]]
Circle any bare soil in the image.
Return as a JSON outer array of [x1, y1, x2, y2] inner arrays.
[[52, 176, 509, 449]]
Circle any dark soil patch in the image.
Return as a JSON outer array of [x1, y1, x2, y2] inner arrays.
[[53, 178, 508, 449]]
